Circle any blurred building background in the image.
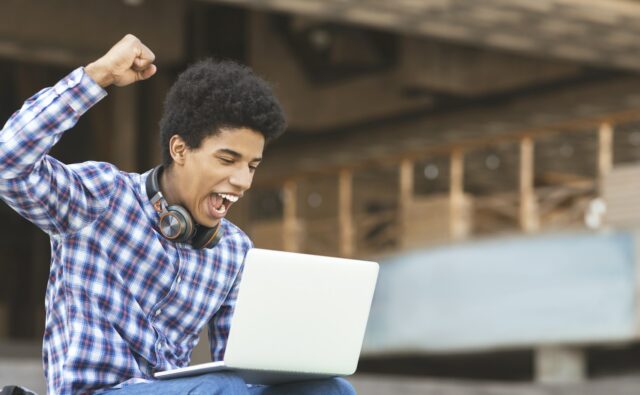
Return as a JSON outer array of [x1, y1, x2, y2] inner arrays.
[[2, 0, 640, 394]]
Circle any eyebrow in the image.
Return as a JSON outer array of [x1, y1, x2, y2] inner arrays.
[[217, 148, 262, 162]]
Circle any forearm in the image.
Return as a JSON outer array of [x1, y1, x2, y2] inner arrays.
[[208, 273, 242, 361], [0, 67, 106, 180]]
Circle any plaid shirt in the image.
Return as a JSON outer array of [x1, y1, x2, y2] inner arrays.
[[0, 68, 252, 394]]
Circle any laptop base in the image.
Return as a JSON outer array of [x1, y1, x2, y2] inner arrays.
[[155, 362, 337, 385]]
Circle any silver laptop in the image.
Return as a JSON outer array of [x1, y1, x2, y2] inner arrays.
[[154, 248, 379, 385]]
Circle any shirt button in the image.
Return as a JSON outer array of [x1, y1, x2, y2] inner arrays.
[[155, 309, 162, 316], [177, 277, 182, 284]]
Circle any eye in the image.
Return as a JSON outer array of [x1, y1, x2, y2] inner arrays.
[[250, 162, 261, 171], [219, 157, 234, 165]]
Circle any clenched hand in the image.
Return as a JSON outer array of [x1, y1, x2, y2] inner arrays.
[[85, 34, 156, 88]]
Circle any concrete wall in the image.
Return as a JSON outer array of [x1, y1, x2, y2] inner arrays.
[[363, 230, 640, 355]]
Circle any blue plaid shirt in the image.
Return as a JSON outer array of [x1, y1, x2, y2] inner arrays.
[[0, 68, 253, 394]]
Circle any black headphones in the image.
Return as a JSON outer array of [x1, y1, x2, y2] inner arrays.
[[145, 165, 223, 249]]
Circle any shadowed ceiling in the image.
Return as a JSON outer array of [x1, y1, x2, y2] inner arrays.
[[208, 0, 640, 71]]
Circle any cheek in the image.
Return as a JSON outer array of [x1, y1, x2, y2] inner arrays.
[[201, 168, 228, 190]]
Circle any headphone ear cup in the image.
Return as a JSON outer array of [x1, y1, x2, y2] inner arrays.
[[191, 224, 223, 249], [159, 205, 195, 243]]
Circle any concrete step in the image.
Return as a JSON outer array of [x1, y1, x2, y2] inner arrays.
[[0, 359, 45, 394], [350, 374, 640, 395], [3, 358, 640, 395]]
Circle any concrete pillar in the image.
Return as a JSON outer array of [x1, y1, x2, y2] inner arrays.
[[534, 346, 586, 383]]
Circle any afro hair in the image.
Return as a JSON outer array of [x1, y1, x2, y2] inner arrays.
[[159, 59, 286, 166]]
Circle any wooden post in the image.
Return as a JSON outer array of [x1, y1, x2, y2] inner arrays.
[[634, 232, 640, 335], [32, 230, 48, 337], [112, 86, 138, 172], [597, 122, 614, 197], [282, 181, 299, 252], [142, 71, 172, 167], [91, 93, 114, 163], [338, 170, 355, 257], [15, 65, 49, 338], [449, 149, 466, 240], [519, 136, 539, 232], [0, 301, 6, 338], [399, 159, 414, 248]]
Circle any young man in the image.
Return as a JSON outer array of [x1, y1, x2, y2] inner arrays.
[[0, 35, 356, 395]]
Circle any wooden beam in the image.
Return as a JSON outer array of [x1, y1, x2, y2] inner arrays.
[[449, 149, 466, 240], [0, 0, 186, 66], [223, 0, 640, 72], [519, 136, 539, 232], [338, 170, 355, 257], [597, 122, 614, 197], [282, 181, 299, 252], [0, 38, 93, 67]]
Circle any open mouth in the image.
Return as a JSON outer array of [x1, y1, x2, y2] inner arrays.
[[209, 192, 239, 218]]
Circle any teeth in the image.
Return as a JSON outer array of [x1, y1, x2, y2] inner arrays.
[[217, 193, 239, 203]]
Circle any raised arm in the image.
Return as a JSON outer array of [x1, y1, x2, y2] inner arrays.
[[0, 34, 156, 235]]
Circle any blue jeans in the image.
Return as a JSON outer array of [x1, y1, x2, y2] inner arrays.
[[100, 373, 356, 394]]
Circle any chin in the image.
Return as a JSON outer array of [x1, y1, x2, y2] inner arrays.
[[200, 217, 221, 229]]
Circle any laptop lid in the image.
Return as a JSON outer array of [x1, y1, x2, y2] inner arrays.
[[223, 248, 379, 376]]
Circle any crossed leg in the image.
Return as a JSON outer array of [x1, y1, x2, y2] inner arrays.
[[99, 373, 356, 395]]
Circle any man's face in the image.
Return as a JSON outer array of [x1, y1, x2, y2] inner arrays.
[[173, 127, 265, 228]]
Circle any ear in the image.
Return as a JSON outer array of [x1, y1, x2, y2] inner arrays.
[[169, 135, 188, 165]]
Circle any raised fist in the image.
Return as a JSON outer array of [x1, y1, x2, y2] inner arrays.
[[85, 34, 156, 88]]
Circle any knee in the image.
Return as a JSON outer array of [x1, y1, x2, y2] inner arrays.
[[331, 377, 356, 395]]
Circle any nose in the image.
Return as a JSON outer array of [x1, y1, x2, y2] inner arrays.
[[229, 167, 253, 191]]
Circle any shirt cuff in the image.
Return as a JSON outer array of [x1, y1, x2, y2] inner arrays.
[[53, 67, 108, 115]]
